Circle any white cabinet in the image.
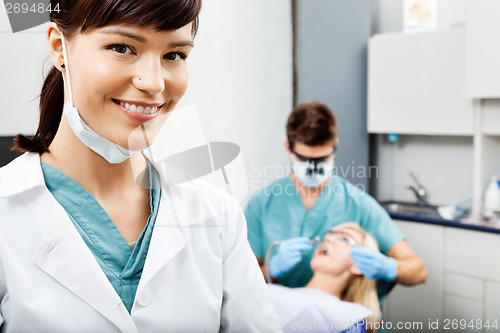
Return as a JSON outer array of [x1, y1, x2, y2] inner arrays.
[[445, 227, 500, 281], [384, 221, 444, 331], [482, 100, 500, 136], [368, 33, 418, 134], [368, 28, 474, 135], [386, 221, 500, 332], [444, 227, 500, 332], [465, 0, 500, 98], [486, 281, 500, 332], [418, 29, 473, 135]]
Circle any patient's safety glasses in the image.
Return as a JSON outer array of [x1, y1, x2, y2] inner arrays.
[[323, 231, 359, 248]]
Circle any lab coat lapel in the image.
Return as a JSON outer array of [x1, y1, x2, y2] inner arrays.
[[138, 181, 225, 289], [138, 185, 187, 289], [34, 200, 138, 333]]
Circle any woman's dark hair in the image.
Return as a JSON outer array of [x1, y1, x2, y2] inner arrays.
[[13, 0, 202, 153], [286, 101, 338, 150]]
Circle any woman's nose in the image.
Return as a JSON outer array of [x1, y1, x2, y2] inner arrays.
[[132, 58, 166, 94]]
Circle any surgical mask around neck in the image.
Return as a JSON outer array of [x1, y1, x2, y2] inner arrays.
[[291, 156, 334, 188], [60, 33, 133, 164]]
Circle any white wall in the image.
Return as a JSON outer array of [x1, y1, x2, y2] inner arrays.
[[0, 10, 48, 135], [0, 1, 293, 202], [179, 0, 293, 201]]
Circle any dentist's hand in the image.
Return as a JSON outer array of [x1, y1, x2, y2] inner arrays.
[[268, 237, 313, 278], [350, 245, 398, 282]]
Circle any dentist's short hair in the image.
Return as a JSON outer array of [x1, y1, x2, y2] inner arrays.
[[286, 101, 338, 150]]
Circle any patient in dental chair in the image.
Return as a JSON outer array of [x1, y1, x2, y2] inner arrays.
[[266, 223, 381, 333]]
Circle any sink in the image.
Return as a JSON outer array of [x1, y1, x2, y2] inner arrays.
[[381, 202, 437, 214]]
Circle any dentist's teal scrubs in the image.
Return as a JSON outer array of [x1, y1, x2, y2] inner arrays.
[[245, 175, 404, 291], [41, 162, 161, 313]]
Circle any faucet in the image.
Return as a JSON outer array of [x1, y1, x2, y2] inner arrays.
[[406, 169, 427, 206]]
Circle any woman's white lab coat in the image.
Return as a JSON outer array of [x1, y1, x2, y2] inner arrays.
[[0, 153, 282, 332]]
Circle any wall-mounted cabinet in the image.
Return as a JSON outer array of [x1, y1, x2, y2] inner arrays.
[[482, 100, 500, 136], [368, 33, 418, 134], [465, 0, 500, 98], [368, 28, 474, 136]]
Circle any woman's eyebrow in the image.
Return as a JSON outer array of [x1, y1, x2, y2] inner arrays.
[[168, 41, 194, 48], [100, 28, 194, 48], [100, 28, 146, 43]]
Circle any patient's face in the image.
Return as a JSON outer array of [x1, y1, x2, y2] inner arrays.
[[310, 227, 363, 276]]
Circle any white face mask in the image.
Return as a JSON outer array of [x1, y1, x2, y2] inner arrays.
[[60, 33, 133, 164], [291, 157, 334, 188]]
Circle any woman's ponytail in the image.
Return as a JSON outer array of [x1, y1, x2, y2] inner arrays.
[[12, 66, 64, 154]]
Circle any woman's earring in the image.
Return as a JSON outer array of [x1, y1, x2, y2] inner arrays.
[[61, 63, 65, 69]]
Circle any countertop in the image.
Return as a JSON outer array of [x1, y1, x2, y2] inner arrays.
[[381, 201, 500, 234]]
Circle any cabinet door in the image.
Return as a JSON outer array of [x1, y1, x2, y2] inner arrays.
[[486, 281, 500, 332], [445, 227, 500, 280], [368, 33, 418, 134], [465, 0, 500, 98], [482, 99, 500, 135], [418, 28, 473, 135], [443, 273, 484, 332], [385, 221, 443, 330]]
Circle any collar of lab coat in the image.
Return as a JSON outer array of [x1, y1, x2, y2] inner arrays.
[[0, 152, 46, 198], [1, 153, 197, 331]]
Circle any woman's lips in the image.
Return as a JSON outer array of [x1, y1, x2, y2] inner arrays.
[[113, 99, 163, 122], [316, 244, 332, 256]]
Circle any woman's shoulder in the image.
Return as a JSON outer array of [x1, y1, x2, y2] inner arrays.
[[0, 153, 54, 240], [0, 152, 44, 199]]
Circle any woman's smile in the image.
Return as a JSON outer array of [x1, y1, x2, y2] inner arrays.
[[112, 99, 164, 122]]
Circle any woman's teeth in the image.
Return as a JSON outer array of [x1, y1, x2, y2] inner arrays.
[[120, 102, 159, 114]]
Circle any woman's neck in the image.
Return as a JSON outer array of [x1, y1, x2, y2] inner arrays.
[[305, 272, 350, 299], [40, 115, 147, 198]]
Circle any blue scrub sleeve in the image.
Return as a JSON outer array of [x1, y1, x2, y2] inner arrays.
[[359, 193, 405, 254], [244, 195, 264, 258]]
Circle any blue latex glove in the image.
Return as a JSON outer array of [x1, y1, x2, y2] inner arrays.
[[350, 245, 398, 282], [268, 237, 313, 278]]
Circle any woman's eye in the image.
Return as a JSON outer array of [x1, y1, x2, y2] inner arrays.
[[164, 52, 186, 61], [339, 236, 350, 244], [109, 44, 133, 55]]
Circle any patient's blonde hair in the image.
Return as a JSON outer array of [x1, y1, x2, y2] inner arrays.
[[332, 222, 381, 333]]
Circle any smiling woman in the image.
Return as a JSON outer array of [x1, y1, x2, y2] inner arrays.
[[0, 0, 281, 332]]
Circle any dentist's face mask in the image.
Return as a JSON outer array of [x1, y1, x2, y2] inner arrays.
[[290, 149, 335, 188], [60, 32, 133, 164]]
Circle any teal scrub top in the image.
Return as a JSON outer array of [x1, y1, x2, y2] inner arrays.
[[244, 175, 405, 288], [41, 162, 161, 313]]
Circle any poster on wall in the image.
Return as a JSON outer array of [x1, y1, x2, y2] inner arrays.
[[403, 0, 439, 32]]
